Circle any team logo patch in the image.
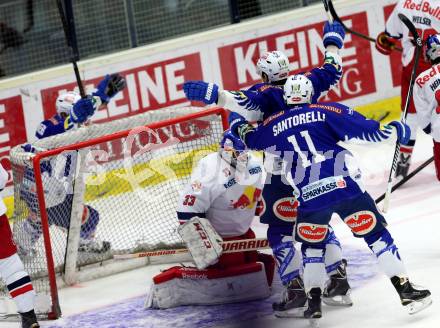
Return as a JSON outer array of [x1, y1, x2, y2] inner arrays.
[[273, 197, 298, 222], [343, 211, 377, 235], [191, 180, 202, 192], [297, 223, 328, 243], [256, 197, 266, 216]]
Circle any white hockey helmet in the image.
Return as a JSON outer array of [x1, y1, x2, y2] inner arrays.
[[256, 51, 290, 82], [55, 91, 81, 117], [425, 34, 440, 63], [283, 75, 314, 105]]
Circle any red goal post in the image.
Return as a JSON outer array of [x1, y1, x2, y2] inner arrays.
[[5, 107, 228, 319]]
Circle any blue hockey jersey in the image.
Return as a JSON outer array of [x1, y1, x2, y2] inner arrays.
[[35, 114, 74, 139], [219, 51, 342, 122], [238, 102, 393, 211]]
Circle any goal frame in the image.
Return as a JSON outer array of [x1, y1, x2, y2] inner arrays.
[[30, 107, 228, 319]]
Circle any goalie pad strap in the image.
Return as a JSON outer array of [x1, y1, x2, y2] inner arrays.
[[153, 262, 264, 284]]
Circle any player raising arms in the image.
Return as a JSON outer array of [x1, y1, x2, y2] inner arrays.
[[413, 34, 440, 180], [183, 21, 352, 316], [0, 163, 40, 328], [16, 74, 126, 255], [146, 131, 275, 309], [229, 75, 432, 321], [376, 0, 440, 179]]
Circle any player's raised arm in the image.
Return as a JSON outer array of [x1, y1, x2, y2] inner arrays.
[[322, 103, 410, 145], [305, 21, 345, 101]]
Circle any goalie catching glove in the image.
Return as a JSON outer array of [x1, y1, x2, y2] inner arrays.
[[177, 216, 223, 269]]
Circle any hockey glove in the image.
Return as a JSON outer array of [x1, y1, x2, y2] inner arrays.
[[70, 96, 101, 124], [183, 81, 219, 105], [93, 73, 126, 104], [220, 129, 246, 152], [387, 121, 411, 145], [323, 21, 345, 49], [375, 32, 398, 55]]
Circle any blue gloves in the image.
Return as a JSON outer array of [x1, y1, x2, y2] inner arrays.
[[220, 129, 246, 152], [70, 96, 97, 124], [228, 112, 247, 134], [93, 73, 126, 104], [21, 143, 37, 153], [323, 21, 345, 49], [183, 81, 219, 104], [387, 121, 411, 145]]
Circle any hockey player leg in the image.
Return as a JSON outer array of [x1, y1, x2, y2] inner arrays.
[[0, 254, 39, 327], [268, 226, 306, 318], [434, 140, 440, 181], [78, 205, 111, 253], [323, 228, 352, 307], [301, 243, 327, 326], [365, 228, 432, 314]]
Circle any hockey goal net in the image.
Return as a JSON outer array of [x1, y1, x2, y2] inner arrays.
[[2, 107, 227, 319]]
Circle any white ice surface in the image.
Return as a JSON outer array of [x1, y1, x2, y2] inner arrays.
[[1, 131, 439, 328]]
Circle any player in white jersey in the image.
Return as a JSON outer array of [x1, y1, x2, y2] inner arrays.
[[146, 131, 275, 309], [0, 164, 39, 328], [376, 0, 440, 178], [413, 33, 440, 180]]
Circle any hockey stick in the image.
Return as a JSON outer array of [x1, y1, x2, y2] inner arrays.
[[321, 0, 333, 23], [56, 0, 86, 98], [114, 238, 270, 260], [382, 13, 423, 213], [375, 156, 434, 204], [327, 0, 403, 52]]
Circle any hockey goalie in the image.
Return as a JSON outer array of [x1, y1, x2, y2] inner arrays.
[[146, 130, 275, 309]]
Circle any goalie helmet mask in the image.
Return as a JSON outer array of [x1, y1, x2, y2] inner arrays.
[[283, 75, 314, 105], [256, 51, 290, 83], [56, 91, 81, 118], [425, 34, 440, 64], [220, 131, 248, 170]]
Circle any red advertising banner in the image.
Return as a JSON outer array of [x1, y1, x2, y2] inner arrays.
[[218, 12, 376, 101], [0, 95, 27, 183], [40, 53, 203, 123]]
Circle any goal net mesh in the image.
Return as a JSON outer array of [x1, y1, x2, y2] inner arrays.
[[1, 107, 226, 318]]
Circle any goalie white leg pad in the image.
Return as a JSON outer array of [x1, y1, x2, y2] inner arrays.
[[146, 262, 271, 309], [178, 217, 223, 270]]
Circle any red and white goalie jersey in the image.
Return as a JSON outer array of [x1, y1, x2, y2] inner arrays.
[[414, 63, 440, 141], [176, 152, 264, 237], [386, 0, 440, 66]]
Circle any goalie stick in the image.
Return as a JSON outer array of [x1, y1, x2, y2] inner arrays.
[[375, 156, 434, 204], [114, 238, 270, 260], [326, 0, 403, 52], [56, 0, 86, 98], [382, 13, 423, 213]]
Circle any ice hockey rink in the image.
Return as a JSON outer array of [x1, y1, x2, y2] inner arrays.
[[1, 130, 438, 328]]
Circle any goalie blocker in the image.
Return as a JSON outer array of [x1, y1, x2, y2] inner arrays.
[[146, 218, 274, 309]]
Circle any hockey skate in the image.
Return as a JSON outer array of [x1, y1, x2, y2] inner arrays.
[[20, 309, 39, 328], [323, 259, 353, 306], [272, 277, 307, 318], [78, 238, 111, 253], [391, 276, 432, 314], [304, 287, 322, 328], [394, 153, 411, 180]]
